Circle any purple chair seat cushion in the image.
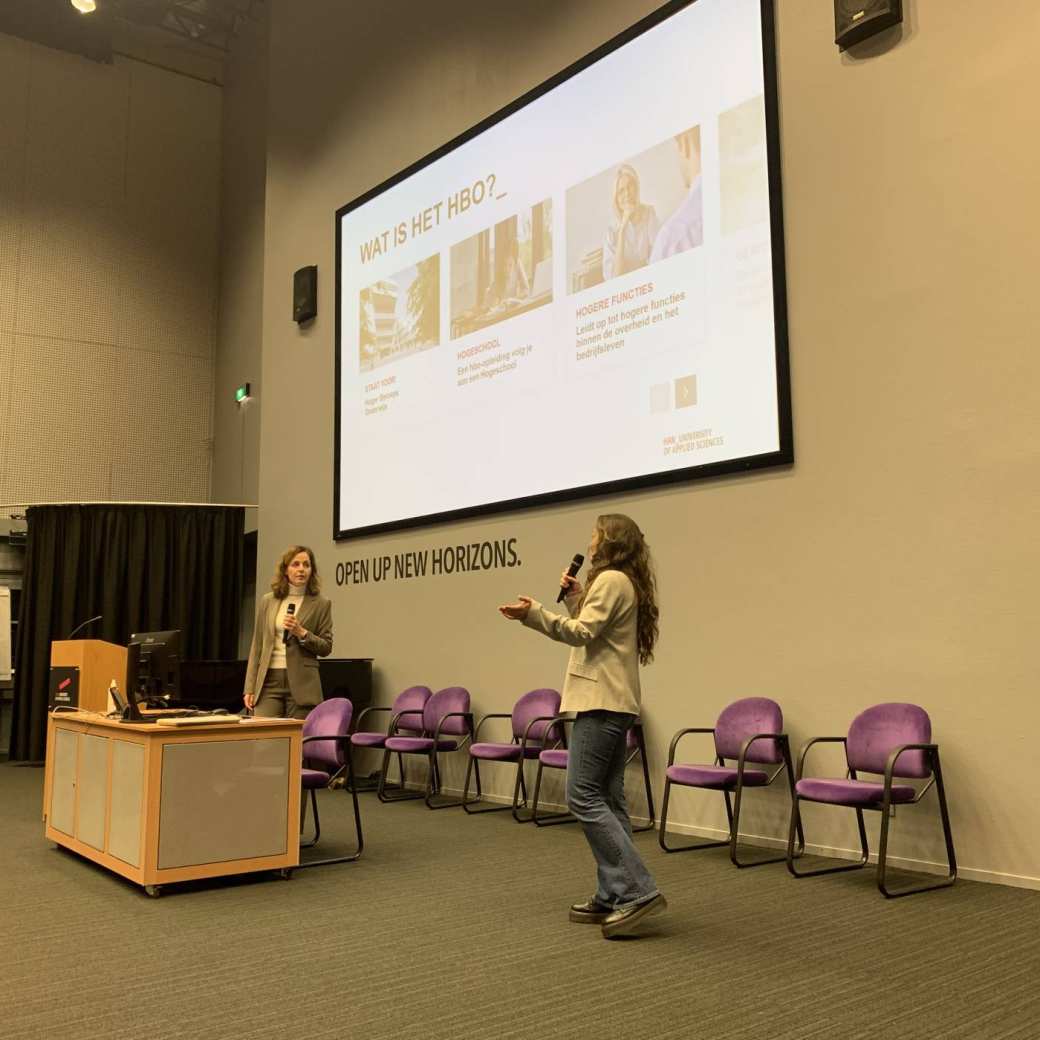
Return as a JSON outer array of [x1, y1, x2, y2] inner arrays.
[[796, 777, 916, 806], [350, 731, 388, 748], [539, 749, 570, 769], [469, 742, 524, 761], [385, 736, 459, 753], [666, 764, 769, 789], [302, 767, 330, 789]]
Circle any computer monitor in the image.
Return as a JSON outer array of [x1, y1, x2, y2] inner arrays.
[[179, 659, 248, 713], [127, 630, 181, 705]]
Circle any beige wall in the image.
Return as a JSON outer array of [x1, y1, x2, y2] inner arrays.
[[248, 0, 1040, 886], [0, 33, 221, 505], [212, 11, 267, 516]]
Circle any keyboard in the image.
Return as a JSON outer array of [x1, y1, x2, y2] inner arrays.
[[155, 714, 240, 727]]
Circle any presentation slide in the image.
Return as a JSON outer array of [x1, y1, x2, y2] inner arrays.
[[336, 0, 788, 538]]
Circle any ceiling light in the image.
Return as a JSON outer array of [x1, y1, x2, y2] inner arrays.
[[71, 0, 97, 13]]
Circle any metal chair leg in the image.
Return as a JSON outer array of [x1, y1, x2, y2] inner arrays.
[[297, 750, 364, 869], [462, 756, 514, 814], [877, 753, 957, 898], [629, 730, 656, 832], [787, 798, 870, 878], [658, 778, 731, 852], [300, 788, 320, 849], [730, 751, 804, 868], [426, 749, 468, 809], [531, 762, 575, 826], [377, 747, 423, 803], [511, 760, 536, 822]]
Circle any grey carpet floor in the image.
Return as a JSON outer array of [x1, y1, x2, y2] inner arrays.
[[3, 762, 1039, 1040]]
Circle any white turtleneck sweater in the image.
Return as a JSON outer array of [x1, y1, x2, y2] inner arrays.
[[268, 588, 306, 669]]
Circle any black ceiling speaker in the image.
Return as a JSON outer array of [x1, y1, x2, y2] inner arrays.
[[293, 265, 318, 324], [834, 0, 903, 51]]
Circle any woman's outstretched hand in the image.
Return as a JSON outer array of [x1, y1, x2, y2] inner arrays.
[[498, 596, 533, 621]]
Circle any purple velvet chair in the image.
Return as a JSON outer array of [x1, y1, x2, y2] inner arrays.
[[461, 688, 562, 821], [350, 685, 432, 792], [528, 716, 656, 830], [786, 703, 956, 898], [298, 697, 363, 869], [377, 686, 474, 809], [658, 697, 801, 868]]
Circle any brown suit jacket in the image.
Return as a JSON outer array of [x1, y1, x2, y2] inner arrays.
[[243, 592, 334, 708]]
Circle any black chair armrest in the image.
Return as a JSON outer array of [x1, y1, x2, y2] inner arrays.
[[353, 705, 390, 733], [389, 708, 425, 735], [473, 712, 513, 742], [735, 732, 788, 772], [529, 713, 574, 751], [434, 711, 475, 743], [667, 726, 715, 767], [519, 712, 570, 753], [882, 743, 939, 791], [795, 735, 847, 781], [301, 732, 354, 770]]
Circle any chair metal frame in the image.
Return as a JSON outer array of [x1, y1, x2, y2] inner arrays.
[[785, 736, 957, 898], [658, 726, 803, 868], [377, 707, 476, 809], [461, 710, 563, 821], [297, 732, 364, 868], [529, 715, 656, 831], [349, 686, 433, 794], [348, 705, 407, 793]]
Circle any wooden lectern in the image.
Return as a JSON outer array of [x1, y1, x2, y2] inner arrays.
[[50, 640, 128, 713]]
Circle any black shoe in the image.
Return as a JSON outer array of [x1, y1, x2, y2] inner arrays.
[[569, 898, 613, 924], [601, 894, 667, 939]]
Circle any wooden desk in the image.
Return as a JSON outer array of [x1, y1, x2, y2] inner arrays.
[[43, 712, 302, 896]]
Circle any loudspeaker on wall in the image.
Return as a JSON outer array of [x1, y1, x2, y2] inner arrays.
[[293, 265, 318, 324], [834, 0, 902, 51]]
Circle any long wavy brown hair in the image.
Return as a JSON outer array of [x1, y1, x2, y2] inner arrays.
[[583, 513, 659, 665], [270, 545, 321, 598]]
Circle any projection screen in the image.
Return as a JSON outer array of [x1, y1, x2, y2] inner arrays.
[[335, 0, 790, 540]]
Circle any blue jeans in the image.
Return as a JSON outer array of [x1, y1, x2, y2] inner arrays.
[[566, 710, 659, 909]]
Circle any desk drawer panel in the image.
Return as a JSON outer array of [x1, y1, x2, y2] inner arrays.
[[158, 737, 290, 869], [109, 740, 144, 866], [50, 729, 78, 836], [77, 734, 108, 851]]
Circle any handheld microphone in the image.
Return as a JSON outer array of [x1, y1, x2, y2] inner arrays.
[[556, 553, 585, 603], [282, 602, 296, 644]]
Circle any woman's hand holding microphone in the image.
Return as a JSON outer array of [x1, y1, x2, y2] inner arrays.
[[559, 571, 583, 600]]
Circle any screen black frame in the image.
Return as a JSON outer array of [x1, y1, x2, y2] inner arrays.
[[334, 0, 791, 542]]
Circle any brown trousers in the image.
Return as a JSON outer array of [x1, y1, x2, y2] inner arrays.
[[253, 668, 309, 720]]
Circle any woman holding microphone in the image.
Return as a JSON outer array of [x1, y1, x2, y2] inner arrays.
[[499, 514, 664, 939], [244, 545, 333, 719]]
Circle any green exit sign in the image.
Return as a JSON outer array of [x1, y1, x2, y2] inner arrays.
[[235, 383, 251, 403]]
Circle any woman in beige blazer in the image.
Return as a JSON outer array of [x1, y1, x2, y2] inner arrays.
[[244, 545, 333, 719], [499, 513, 664, 939]]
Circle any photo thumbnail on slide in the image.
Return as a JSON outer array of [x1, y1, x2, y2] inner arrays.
[[719, 94, 768, 236], [359, 254, 440, 374], [566, 126, 702, 294], [449, 199, 552, 340]]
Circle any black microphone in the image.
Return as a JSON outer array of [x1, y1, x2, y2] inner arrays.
[[67, 615, 103, 640], [556, 553, 585, 603], [282, 602, 296, 644]]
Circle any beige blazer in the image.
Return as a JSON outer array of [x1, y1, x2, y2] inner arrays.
[[243, 592, 334, 708], [522, 569, 641, 716]]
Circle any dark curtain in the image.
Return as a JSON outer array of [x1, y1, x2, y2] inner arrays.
[[9, 504, 244, 761]]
